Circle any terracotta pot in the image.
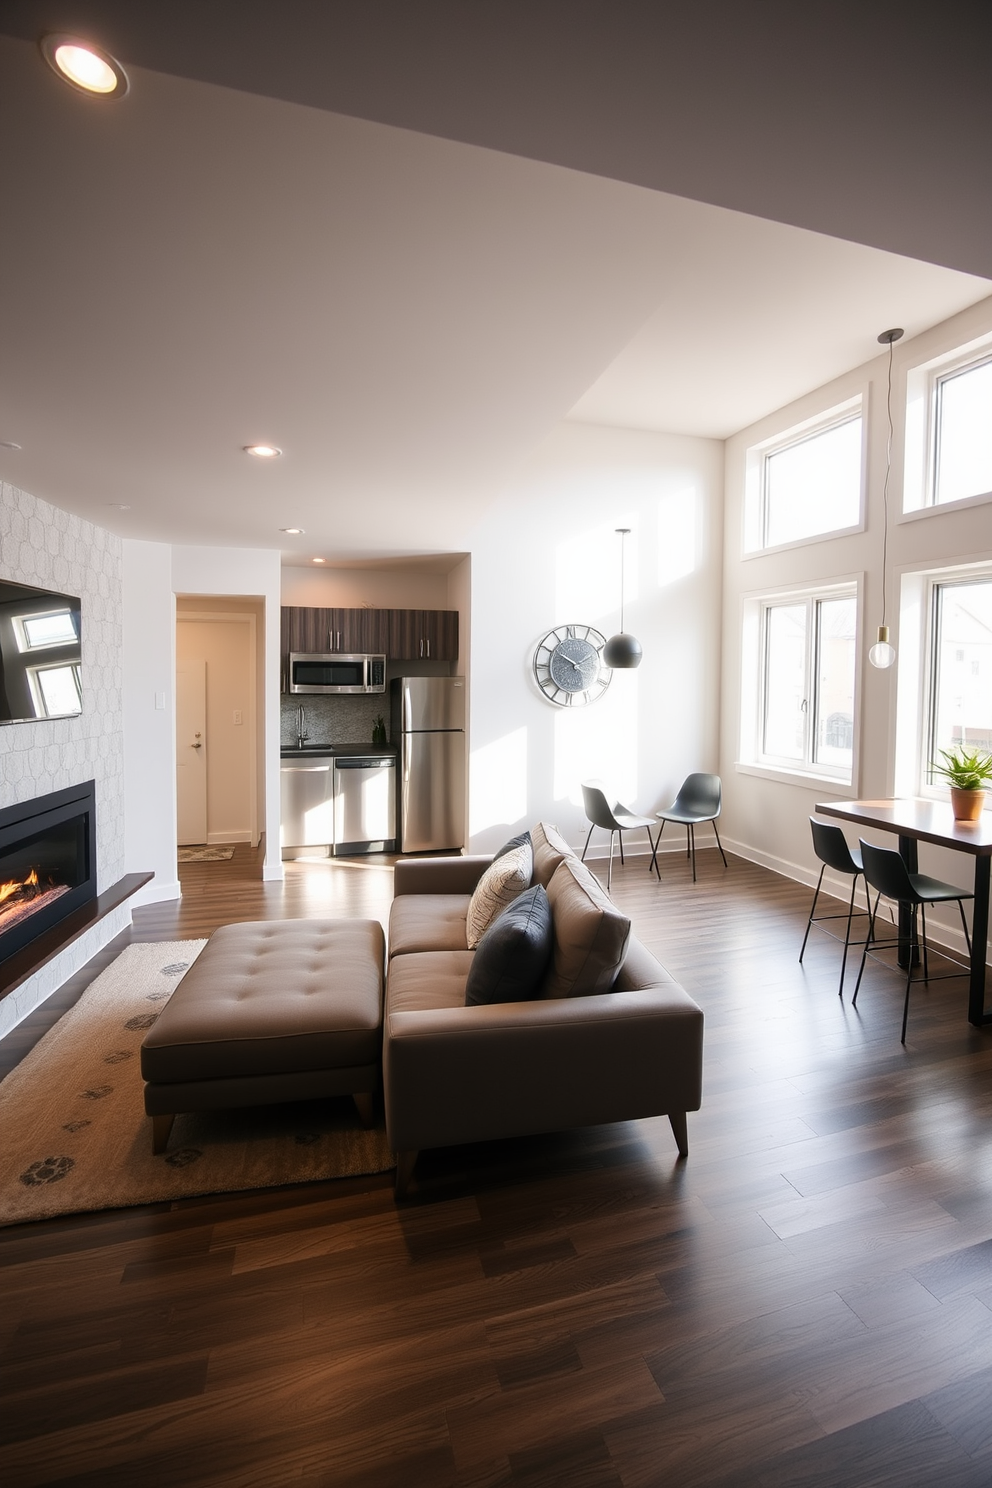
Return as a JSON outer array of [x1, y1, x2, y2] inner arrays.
[[950, 786, 987, 821]]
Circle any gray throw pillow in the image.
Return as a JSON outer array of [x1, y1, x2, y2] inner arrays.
[[465, 885, 554, 1006], [492, 829, 531, 863]]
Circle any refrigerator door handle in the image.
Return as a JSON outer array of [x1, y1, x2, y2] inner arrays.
[[403, 734, 412, 783]]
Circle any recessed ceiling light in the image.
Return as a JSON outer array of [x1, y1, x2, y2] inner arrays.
[[312, 557, 326, 564], [0, 441, 21, 451], [40, 34, 129, 98], [280, 527, 305, 535], [244, 444, 282, 459]]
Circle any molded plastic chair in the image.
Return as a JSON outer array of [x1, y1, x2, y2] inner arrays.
[[649, 773, 727, 883], [853, 838, 974, 1043], [580, 781, 657, 892], [799, 818, 871, 997]]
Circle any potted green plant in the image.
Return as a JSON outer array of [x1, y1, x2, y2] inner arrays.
[[931, 745, 992, 821]]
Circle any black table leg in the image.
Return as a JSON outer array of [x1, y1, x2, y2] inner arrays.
[[897, 834, 920, 969], [968, 854, 990, 1027]]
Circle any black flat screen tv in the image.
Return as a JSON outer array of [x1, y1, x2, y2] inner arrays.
[[0, 580, 82, 723]]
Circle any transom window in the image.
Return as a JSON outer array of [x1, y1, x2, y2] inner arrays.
[[759, 589, 857, 779], [933, 355, 992, 507], [744, 399, 864, 553]]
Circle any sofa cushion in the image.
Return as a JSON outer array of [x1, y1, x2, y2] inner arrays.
[[531, 821, 574, 888], [389, 894, 471, 959], [466, 840, 533, 949], [387, 950, 476, 1015], [543, 857, 631, 999], [465, 884, 554, 1006], [493, 829, 531, 863]]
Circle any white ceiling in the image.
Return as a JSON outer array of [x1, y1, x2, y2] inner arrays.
[[0, 27, 989, 565]]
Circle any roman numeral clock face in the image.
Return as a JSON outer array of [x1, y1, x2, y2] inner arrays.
[[533, 625, 611, 706]]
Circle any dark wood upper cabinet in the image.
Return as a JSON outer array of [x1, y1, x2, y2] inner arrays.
[[281, 606, 458, 672]]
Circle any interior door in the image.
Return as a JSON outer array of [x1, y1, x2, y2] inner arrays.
[[176, 658, 207, 845]]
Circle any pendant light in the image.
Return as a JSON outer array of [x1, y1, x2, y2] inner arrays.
[[868, 327, 903, 669], [604, 528, 642, 669]]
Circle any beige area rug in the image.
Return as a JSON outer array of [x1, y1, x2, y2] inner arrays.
[[177, 846, 235, 861], [0, 942, 394, 1227]]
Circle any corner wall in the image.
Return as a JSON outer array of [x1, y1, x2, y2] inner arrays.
[[0, 483, 127, 1038]]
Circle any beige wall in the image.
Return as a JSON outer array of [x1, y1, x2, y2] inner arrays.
[[176, 598, 260, 844]]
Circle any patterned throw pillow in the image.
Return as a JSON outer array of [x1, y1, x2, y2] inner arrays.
[[466, 840, 534, 949]]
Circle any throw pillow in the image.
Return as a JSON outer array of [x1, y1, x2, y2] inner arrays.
[[466, 840, 534, 949], [465, 885, 553, 1005], [531, 820, 575, 887], [543, 856, 631, 998], [492, 829, 531, 863]]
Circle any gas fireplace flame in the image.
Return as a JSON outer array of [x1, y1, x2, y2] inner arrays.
[[0, 867, 42, 905]]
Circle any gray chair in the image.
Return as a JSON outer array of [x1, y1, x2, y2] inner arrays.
[[799, 817, 871, 997], [853, 838, 974, 1043], [580, 780, 657, 891], [650, 773, 727, 882]]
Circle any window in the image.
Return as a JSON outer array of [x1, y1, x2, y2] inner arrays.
[[904, 339, 992, 513], [925, 577, 992, 783], [752, 587, 857, 780], [744, 398, 864, 553]]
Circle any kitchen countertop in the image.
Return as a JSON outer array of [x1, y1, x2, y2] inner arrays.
[[280, 742, 398, 759]]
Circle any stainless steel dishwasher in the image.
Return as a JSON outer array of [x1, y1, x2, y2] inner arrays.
[[333, 754, 397, 854], [280, 754, 336, 858]]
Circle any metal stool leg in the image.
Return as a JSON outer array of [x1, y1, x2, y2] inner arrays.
[[799, 865, 826, 963], [838, 872, 861, 998]]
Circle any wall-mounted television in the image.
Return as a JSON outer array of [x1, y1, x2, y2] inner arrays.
[[0, 580, 82, 723]]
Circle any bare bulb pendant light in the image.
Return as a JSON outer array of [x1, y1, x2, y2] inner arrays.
[[868, 327, 903, 670], [604, 528, 642, 669]]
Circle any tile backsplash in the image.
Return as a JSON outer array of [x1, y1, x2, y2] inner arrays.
[[281, 694, 388, 748]]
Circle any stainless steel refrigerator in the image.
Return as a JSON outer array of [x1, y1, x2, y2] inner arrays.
[[391, 677, 466, 852]]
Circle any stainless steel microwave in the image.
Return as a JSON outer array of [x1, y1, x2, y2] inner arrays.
[[287, 653, 386, 695]]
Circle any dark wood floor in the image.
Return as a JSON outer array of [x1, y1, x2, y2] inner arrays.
[[4, 842, 992, 1486]]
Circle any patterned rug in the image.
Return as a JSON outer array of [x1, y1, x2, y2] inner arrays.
[[177, 846, 235, 861], [0, 942, 394, 1226]]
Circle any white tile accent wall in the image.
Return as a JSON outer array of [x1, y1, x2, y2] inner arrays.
[[0, 482, 128, 1039]]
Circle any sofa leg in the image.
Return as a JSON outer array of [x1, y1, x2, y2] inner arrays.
[[152, 1113, 175, 1155], [668, 1111, 688, 1159], [353, 1092, 374, 1127], [394, 1149, 418, 1200]]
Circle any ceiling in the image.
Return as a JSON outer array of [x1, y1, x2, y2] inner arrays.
[[1, 4, 990, 565]]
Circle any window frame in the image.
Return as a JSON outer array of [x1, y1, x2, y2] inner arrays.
[[738, 577, 861, 790], [903, 333, 992, 518], [742, 393, 866, 558], [919, 571, 992, 799]]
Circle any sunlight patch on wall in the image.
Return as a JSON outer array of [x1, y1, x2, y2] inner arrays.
[[469, 727, 528, 835], [555, 520, 639, 625], [553, 673, 639, 808], [657, 488, 698, 586]]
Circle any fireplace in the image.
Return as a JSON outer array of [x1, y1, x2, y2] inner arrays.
[[0, 782, 97, 966]]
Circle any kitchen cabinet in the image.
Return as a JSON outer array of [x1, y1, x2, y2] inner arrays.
[[281, 605, 458, 672]]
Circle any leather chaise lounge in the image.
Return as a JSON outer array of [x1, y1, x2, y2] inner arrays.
[[384, 822, 704, 1197]]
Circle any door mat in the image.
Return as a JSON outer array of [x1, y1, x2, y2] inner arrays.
[[178, 846, 236, 861], [0, 942, 394, 1226]]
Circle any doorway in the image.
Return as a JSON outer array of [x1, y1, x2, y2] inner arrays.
[[176, 604, 260, 848]]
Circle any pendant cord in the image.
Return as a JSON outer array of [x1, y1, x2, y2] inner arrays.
[[619, 531, 625, 633], [881, 336, 895, 629]]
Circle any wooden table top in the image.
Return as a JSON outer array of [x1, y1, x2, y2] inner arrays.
[[815, 797, 992, 855]]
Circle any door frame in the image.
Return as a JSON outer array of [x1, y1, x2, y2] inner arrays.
[[176, 612, 259, 847]]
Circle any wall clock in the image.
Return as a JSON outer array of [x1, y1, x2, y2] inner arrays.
[[533, 625, 611, 707]]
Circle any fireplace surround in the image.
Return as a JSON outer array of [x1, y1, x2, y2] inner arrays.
[[0, 781, 97, 967]]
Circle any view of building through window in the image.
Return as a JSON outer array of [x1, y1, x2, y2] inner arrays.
[[928, 578, 992, 779]]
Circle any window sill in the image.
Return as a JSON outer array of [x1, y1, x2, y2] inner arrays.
[[735, 761, 854, 793], [901, 487, 992, 523]]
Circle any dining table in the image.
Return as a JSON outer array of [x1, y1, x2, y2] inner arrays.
[[814, 798, 992, 1027]]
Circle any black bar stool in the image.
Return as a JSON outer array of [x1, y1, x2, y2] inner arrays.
[[799, 818, 870, 997], [853, 838, 974, 1043]]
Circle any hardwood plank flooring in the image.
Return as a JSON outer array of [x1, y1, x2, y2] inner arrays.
[[4, 843, 992, 1484]]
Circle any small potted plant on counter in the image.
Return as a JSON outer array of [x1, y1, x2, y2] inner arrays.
[[932, 744, 992, 820]]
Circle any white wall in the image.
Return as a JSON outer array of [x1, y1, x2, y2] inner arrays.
[[465, 421, 724, 855], [1, 484, 128, 1037], [720, 291, 992, 942], [281, 566, 455, 608]]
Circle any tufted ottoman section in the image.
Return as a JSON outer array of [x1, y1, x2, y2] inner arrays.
[[141, 919, 384, 1153]]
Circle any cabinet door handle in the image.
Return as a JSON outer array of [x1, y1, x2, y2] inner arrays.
[[426, 639, 430, 658], [420, 638, 424, 658]]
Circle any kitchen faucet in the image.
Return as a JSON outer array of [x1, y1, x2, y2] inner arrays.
[[296, 704, 309, 749]]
